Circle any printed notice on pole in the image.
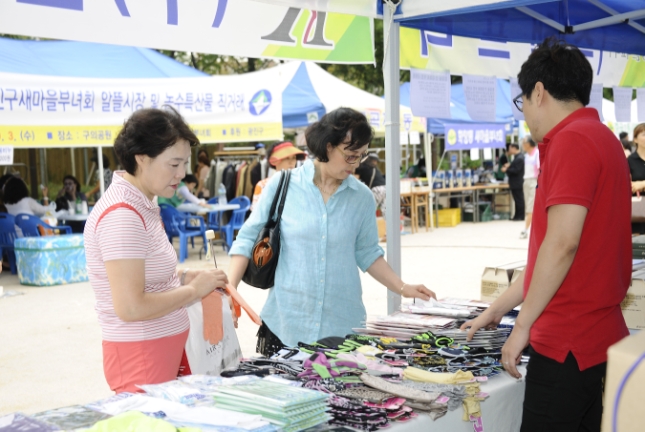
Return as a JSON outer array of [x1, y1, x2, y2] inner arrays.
[[0, 147, 13, 165], [613, 87, 632, 123], [638, 89, 645, 122], [510, 78, 524, 121], [410, 69, 451, 119], [588, 83, 604, 121], [463, 75, 497, 122]]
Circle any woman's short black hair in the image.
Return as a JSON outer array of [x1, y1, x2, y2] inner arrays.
[[518, 37, 592, 106], [183, 174, 198, 185], [305, 107, 374, 163], [63, 175, 81, 192], [3, 176, 29, 205], [114, 107, 199, 175]]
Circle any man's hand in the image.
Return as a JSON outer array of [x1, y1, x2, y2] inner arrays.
[[501, 326, 530, 378]]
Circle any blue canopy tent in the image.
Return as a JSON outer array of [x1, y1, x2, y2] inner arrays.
[[398, 80, 514, 134], [281, 63, 326, 129]]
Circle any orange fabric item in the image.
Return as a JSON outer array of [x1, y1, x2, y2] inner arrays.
[[101, 330, 188, 394], [202, 291, 224, 345]]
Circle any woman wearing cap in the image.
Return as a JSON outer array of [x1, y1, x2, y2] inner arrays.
[[228, 108, 435, 356], [251, 141, 305, 211]]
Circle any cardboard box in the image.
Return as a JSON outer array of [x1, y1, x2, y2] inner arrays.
[[621, 271, 645, 330], [376, 217, 386, 239], [481, 261, 526, 302], [601, 330, 645, 432]]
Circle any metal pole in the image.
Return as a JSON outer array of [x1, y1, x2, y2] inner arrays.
[[39, 149, 47, 190], [97, 146, 105, 196], [70, 148, 76, 177], [83, 148, 89, 186], [383, 3, 401, 315], [424, 132, 434, 229]]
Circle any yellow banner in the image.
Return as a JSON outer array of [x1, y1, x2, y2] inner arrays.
[[0, 123, 283, 148]]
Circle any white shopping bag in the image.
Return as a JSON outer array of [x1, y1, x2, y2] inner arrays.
[[185, 294, 241, 375]]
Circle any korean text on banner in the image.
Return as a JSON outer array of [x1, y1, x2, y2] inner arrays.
[[0, 147, 14, 165], [588, 83, 604, 122], [0, 0, 374, 64], [614, 87, 633, 123], [463, 75, 497, 122], [0, 70, 283, 147], [510, 78, 524, 121], [444, 123, 506, 151], [410, 69, 451, 119], [400, 28, 645, 88], [639, 89, 645, 123]]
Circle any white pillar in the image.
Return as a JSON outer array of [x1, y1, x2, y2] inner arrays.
[[97, 147, 105, 196], [383, 4, 401, 315]]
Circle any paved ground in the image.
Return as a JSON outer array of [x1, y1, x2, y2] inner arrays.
[[0, 220, 528, 416]]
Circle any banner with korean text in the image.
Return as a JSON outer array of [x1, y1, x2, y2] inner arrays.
[[0, 70, 283, 147], [444, 123, 506, 151], [0, 0, 374, 64], [401, 28, 645, 88]]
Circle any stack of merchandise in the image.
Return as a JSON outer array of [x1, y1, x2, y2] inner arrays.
[[355, 312, 457, 338], [633, 236, 645, 259], [212, 380, 331, 432]]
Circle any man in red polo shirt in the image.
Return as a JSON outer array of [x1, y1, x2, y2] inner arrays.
[[462, 38, 631, 431]]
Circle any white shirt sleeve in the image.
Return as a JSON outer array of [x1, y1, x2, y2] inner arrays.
[[27, 198, 51, 216], [177, 185, 202, 204]]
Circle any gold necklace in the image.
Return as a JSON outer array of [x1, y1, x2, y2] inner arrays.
[[314, 180, 340, 195]]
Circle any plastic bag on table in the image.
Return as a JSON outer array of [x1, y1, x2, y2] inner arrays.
[[185, 293, 242, 376]]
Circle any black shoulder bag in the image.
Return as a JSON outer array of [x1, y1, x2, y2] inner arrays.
[[242, 170, 291, 289]]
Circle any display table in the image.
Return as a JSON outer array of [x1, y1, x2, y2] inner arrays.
[[177, 203, 240, 214], [388, 366, 526, 432], [432, 184, 510, 223], [58, 213, 89, 222]]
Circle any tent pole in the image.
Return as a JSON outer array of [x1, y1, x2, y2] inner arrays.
[[383, 3, 401, 315], [83, 148, 89, 186], [97, 146, 105, 196], [70, 148, 76, 177], [425, 132, 434, 230], [39, 149, 47, 190]]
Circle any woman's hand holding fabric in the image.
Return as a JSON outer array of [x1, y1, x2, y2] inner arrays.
[[188, 269, 229, 299], [401, 284, 435, 301]]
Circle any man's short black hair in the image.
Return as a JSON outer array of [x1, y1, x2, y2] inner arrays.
[[3, 177, 29, 205], [305, 107, 374, 163], [518, 38, 592, 106], [182, 174, 198, 185], [510, 143, 520, 151], [114, 107, 199, 175], [525, 136, 537, 147], [619, 132, 629, 140]]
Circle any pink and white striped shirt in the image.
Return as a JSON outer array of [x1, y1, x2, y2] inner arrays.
[[84, 171, 189, 342]]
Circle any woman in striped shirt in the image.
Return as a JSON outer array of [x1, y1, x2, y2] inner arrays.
[[84, 108, 228, 393]]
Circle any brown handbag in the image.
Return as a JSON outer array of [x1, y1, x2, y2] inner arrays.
[[242, 170, 291, 289]]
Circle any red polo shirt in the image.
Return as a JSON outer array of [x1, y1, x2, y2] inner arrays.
[[523, 108, 631, 371]]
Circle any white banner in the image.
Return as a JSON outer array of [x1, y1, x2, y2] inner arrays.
[[588, 84, 604, 122], [401, 29, 645, 88], [510, 78, 524, 121], [410, 69, 451, 119], [0, 0, 374, 64], [463, 74, 497, 122], [0, 147, 14, 165], [614, 87, 633, 123], [0, 69, 283, 147], [638, 89, 645, 122]]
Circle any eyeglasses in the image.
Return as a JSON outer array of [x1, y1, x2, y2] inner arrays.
[[336, 146, 368, 165], [513, 93, 524, 113]]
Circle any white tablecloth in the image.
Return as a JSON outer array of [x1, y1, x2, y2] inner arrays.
[[389, 366, 527, 432], [176, 203, 240, 214], [57, 213, 89, 222]]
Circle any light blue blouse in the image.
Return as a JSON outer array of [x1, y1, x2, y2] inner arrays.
[[229, 159, 384, 347]]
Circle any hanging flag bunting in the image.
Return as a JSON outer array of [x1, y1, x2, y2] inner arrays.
[[409, 69, 451, 119], [613, 87, 633, 123], [588, 83, 604, 122], [462, 75, 497, 122]]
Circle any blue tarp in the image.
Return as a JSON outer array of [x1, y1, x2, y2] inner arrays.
[[398, 80, 514, 135], [0, 37, 207, 78], [396, 0, 645, 56]]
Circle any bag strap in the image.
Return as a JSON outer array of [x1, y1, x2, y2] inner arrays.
[[274, 170, 291, 226], [267, 171, 287, 221]]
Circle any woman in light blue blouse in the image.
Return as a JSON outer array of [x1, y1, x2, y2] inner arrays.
[[228, 108, 435, 355]]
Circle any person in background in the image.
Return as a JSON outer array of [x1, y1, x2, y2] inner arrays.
[[520, 136, 539, 239], [495, 145, 510, 181], [0, 173, 16, 213], [627, 124, 645, 234], [502, 143, 525, 221], [406, 157, 427, 178], [251, 141, 304, 211], [3, 177, 50, 216], [84, 107, 229, 393], [56, 175, 88, 207], [195, 149, 211, 199], [619, 131, 633, 153], [355, 153, 386, 217], [158, 174, 209, 208], [87, 153, 113, 201], [227, 108, 435, 357], [463, 38, 630, 432], [622, 141, 632, 158]]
